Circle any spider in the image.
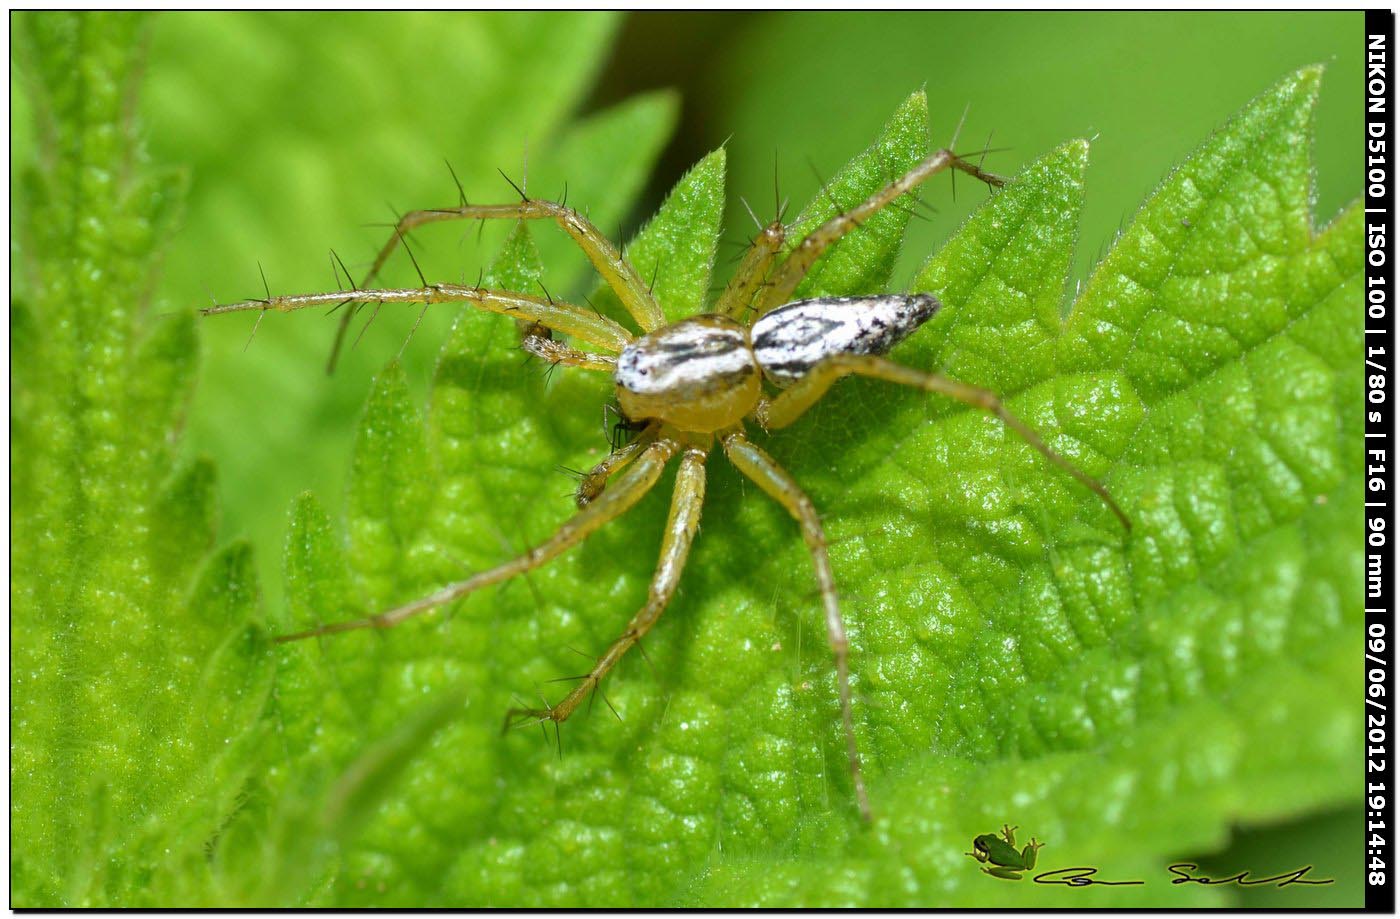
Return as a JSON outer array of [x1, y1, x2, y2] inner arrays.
[[203, 145, 1129, 822]]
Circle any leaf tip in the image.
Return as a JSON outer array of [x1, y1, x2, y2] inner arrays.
[[1273, 63, 1325, 110], [192, 538, 262, 626], [289, 489, 331, 531], [898, 87, 930, 120], [698, 146, 729, 203], [369, 357, 410, 397], [884, 88, 931, 144], [1294, 62, 1326, 87], [1035, 138, 1092, 182], [695, 144, 728, 177]]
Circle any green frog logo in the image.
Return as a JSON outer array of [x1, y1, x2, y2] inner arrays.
[[966, 825, 1044, 880]]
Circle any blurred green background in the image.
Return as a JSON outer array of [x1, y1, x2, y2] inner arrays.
[[10, 11, 1364, 905]]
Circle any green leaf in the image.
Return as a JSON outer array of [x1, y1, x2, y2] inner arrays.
[[787, 89, 929, 299], [288, 67, 1358, 905], [27, 41, 1348, 901], [691, 66, 1360, 906], [589, 148, 727, 324], [11, 11, 679, 907], [10, 12, 272, 905], [150, 13, 677, 613], [233, 42, 690, 915], [909, 141, 1086, 395], [347, 361, 433, 607], [526, 91, 680, 294], [260, 65, 1361, 906]]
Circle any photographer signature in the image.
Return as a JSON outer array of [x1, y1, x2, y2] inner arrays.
[[1031, 864, 1334, 888]]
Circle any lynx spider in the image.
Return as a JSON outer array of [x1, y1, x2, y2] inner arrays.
[[205, 144, 1130, 822]]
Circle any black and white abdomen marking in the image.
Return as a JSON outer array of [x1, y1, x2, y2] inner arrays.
[[750, 294, 940, 386]]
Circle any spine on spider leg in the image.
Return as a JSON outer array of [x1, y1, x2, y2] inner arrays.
[[759, 148, 1002, 311], [201, 284, 634, 354], [717, 221, 786, 320], [201, 287, 450, 316], [277, 439, 681, 643], [520, 335, 617, 374]]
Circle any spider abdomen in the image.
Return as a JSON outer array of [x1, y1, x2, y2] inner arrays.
[[750, 294, 940, 386], [614, 314, 761, 432]]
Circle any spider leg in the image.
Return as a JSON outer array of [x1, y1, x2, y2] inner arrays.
[[203, 282, 632, 355], [720, 430, 872, 823], [274, 439, 678, 642], [574, 423, 660, 509], [506, 443, 707, 728], [521, 333, 618, 374], [349, 200, 665, 337], [757, 149, 1005, 313], [715, 220, 786, 321], [754, 354, 1131, 530]]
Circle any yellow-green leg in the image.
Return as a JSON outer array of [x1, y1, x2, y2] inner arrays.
[[353, 199, 665, 333], [275, 438, 679, 642], [754, 354, 1130, 530], [573, 424, 659, 509], [204, 282, 634, 355], [757, 149, 1004, 313], [508, 444, 708, 726], [520, 334, 618, 374], [716, 220, 786, 320], [721, 430, 872, 822]]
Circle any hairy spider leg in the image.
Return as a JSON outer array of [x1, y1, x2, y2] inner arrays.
[[755, 354, 1131, 530], [506, 443, 706, 728], [715, 220, 786, 320], [328, 199, 668, 370], [574, 423, 659, 508], [720, 430, 872, 823], [274, 439, 679, 642], [203, 283, 632, 355], [521, 335, 619, 374], [757, 149, 1006, 314]]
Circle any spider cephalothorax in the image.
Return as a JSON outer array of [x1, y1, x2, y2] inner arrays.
[[614, 314, 761, 432], [204, 146, 1128, 822]]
